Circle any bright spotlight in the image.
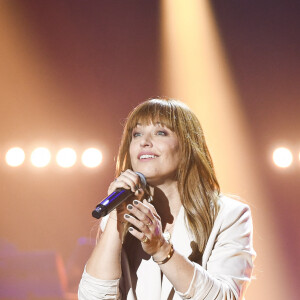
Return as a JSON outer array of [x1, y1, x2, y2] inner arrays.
[[31, 147, 51, 168], [82, 148, 102, 168], [5, 147, 25, 167], [273, 147, 293, 168], [56, 148, 77, 168]]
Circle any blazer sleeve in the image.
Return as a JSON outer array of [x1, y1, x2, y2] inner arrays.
[[78, 216, 122, 300], [78, 266, 121, 300], [176, 202, 256, 300]]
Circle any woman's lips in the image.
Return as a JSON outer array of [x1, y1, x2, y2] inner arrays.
[[138, 153, 159, 160]]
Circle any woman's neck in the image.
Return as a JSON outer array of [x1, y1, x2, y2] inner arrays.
[[149, 181, 181, 224]]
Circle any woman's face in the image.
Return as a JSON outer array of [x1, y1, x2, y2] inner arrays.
[[129, 122, 180, 185]]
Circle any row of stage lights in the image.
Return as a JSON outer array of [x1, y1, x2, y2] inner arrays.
[[273, 147, 300, 168], [2, 146, 298, 169], [4, 147, 103, 168]]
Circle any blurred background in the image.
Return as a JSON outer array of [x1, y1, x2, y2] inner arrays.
[[0, 0, 299, 299]]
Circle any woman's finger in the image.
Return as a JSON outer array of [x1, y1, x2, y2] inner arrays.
[[117, 171, 140, 192], [124, 213, 151, 234], [128, 226, 149, 243], [142, 199, 161, 221], [107, 169, 140, 194], [128, 201, 156, 226]]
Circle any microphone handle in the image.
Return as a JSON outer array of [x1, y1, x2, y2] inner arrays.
[[92, 188, 133, 219]]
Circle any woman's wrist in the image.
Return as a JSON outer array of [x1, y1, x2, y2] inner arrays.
[[153, 244, 174, 265], [108, 211, 126, 232], [152, 240, 174, 264]]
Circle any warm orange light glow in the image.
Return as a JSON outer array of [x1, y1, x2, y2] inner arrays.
[[273, 147, 293, 168], [56, 148, 77, 168], [31, 147, 51, 168], [81, 148, 102, 168], [5, 147, 25, 167], [160, 1, 293, 299]]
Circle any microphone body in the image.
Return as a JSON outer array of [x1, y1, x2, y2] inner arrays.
[[92, 172, 146, 219]]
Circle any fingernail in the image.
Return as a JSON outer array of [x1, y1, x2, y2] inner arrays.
[[124, 214, 130, 219], [133, 200, 139, 205], [129, 227, 134, 232], [127, 204, 133, 210]]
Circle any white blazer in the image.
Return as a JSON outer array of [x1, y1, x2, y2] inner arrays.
[[79, 195, 256, 300]]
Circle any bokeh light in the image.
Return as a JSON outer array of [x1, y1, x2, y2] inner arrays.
[[81, 148, 102, 168], [5, 147, 25, 167], [56, 148, 77, 168], [31, 147, 51, 168], [273, 147, 293, 168]]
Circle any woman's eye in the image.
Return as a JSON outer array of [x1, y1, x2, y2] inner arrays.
[[156, 130, 167, 136], [132, 132, 142, 138]]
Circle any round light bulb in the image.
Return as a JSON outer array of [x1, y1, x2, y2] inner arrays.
[[6, 147, 25, 167], [56, 148, 77, 168], [82, 148, 102, 168], [31, 147, 51, 168], [273, 147, 293, 168]]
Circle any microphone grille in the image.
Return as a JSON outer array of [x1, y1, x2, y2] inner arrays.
[[135, 172, 147, 189]]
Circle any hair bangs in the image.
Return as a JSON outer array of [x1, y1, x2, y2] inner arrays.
[[126, 99, 178, 135]]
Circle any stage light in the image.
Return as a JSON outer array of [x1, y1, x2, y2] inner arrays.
[[56, 148, 77, 168], [81, 148, 102, 168], [31, 147, 51, 168], [5, 147, 25, 167], [273, 147, 293, 168]]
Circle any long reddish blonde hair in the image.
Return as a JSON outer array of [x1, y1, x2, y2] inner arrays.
[[116, 98, 220, 252]]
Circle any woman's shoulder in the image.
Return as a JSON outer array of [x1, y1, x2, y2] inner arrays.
[[218, 194, 249, 210], [216, 194, 252, 225]]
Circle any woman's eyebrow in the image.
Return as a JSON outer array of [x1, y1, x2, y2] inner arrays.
[[134, 122, 163, 126], [153, 121, 164, 126]]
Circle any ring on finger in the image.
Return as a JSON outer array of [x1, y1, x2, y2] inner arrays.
[[146, 219, 152, 227], [141, 235, 149, 243]]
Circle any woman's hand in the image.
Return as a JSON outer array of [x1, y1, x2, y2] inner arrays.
[[86, 169, 146, 280], [124, 199, 165, 256], [107, 169, 144, 222], [108, 169, 144, 196]]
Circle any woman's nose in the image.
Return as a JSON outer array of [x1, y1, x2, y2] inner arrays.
[[140, 133, 153, 147]]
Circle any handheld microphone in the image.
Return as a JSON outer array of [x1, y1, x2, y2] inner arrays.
[[92, 172, 147, 219]]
